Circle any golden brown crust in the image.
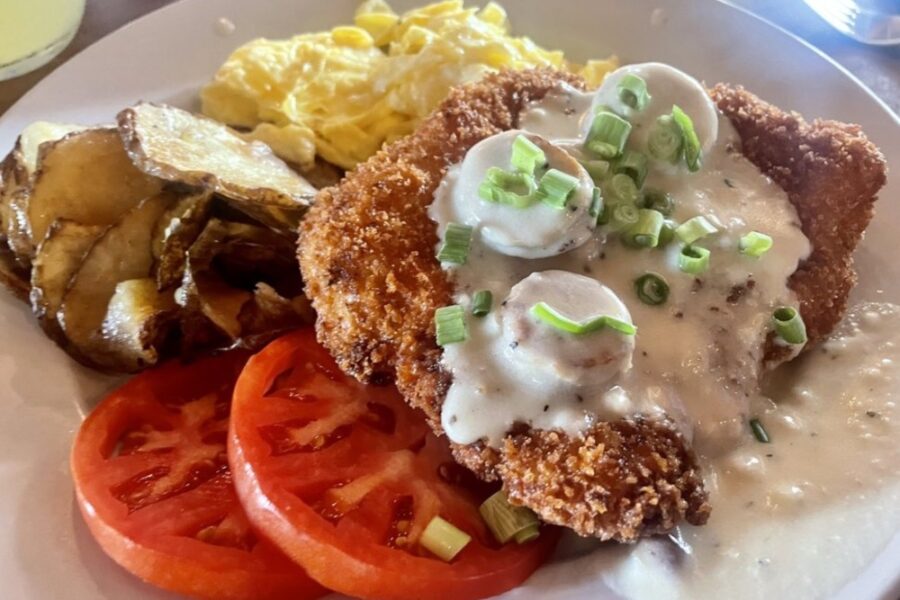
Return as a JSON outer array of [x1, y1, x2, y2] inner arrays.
[[299, 69, 885, 541], [300, 68, 708, 540], [711, 84, 887, 350], [300, 68, 585, 431], [499, 418, 711, 542]]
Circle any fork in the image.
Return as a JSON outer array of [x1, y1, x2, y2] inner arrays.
[[804, 0, 900, 45]]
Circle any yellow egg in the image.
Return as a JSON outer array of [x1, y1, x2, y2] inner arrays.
[[201, 1, 618, 171]]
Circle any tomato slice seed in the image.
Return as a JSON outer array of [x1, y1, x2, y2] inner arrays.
[[229, 329, 560, 600]]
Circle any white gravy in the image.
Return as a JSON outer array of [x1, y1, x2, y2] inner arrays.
[[545, 302, 900, 599], [429, 63, 811, 451]]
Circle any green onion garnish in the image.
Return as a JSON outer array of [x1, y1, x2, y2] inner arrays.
[[626, 208, 664, 248], [675, 215, 718, 245], [580, 159, 610, 182], [749, 418, 770, 443], [479, 167, 537, 208], [739, 231, 773, 258], [589, 187, 604, 224], [420, 516, 471, 561], [585, 111, 631, 159], [435, 305, 467, 346], [614, 150, 648, 188], [437, 223, 473, 264], [610, 203, 640, 232], [531, 302, 636, 336], [510, 135, 546, 176], [471, 290, 493, 317], [648, 114, 683, 163], [608, 172, 639, 204], [678, 245, 710, 274], [617, 73, 651, 111], [772, 306, 807, 345], [658, 219, 677, 247], [640, 188, 674, 216], [479, 491, 540, 545], [671, 105, 702, 172], [536, 168, 579, 209], [634, 273, 670, 306]]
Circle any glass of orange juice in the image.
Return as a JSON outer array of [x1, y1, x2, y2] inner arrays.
[[0, 0, 87, 81]]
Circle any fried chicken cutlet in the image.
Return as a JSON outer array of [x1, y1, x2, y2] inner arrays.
[[298, 68, 886, 541]]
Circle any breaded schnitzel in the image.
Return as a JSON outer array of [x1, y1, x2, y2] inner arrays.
[[298, 68, 886, 541]]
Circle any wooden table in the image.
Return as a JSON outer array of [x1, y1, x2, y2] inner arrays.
[[0, 0, 897, 116]]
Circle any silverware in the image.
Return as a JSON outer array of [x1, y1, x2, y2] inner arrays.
[[804, 0, 900, 45]]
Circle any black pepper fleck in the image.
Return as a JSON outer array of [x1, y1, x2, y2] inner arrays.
[[674, 311, 684, 319], [509, 340, 519, 350], [543, 404, 549, 412], [866, 410, 880, 418], [724, 178, 735, 188]]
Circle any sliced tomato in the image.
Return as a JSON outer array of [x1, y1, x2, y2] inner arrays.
[[229, 329, 559, 600], [70, 351, 326, 600]]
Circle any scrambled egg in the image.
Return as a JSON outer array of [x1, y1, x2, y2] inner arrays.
[[201, 0, 618, 170]]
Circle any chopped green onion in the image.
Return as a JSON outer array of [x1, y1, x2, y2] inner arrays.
[[678, 245, 710, 274], [579, 159, 611, 182], [420, 516, 471, 561], [471, 290, 493, 317], [739, 231, 773, 258], [608, 172, 639, 204], [648, 114, 683, 163], [435, 305, 467, 346], [658, 219, 677, 246], [625, 209, 664, 248], [536, 168, 579, 209], [614, 150, 648, 188], [437, 223, 473, 264], [589, 187, 604, 224], [675, 215, 718, 245], [510, 135, 546, 175], [610, 203, 639, 232], [531, 302, 636, 336], [634, 273, 670, 306], [585, 111, 631, 159], [671, 105, 702, 172], [617, 73, 651, 111], [479, 167, 537, 208], [772, 306, 807, 345], [641, 188, 674, 216], [479, 491, 540, 545], [514, 525, 540, 544], [749, 418, 770, 443]]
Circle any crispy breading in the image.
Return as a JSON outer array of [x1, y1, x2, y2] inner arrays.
[[298, 69, 885, 541], [712, 84, 887, 352], [500, 418, 711, 540]]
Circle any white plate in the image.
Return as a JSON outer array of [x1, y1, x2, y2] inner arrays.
[[0, 1, 897, 598]]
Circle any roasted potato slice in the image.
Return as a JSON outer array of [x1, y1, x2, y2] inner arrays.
[[100, 278, 178, 372], [0, 245, 29, 302], [30, 220, 104, 339], [58, 191, 175, 369], [18, 127, 163, 260], [235, 282, 314, 345], [0, 122, 86, 241], [117, 103, 315, 230], [152, 189, 213, 290], [176, 218, 302, 349]]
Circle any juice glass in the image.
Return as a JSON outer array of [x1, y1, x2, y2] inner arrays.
[[0, 0, 87, 81]]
